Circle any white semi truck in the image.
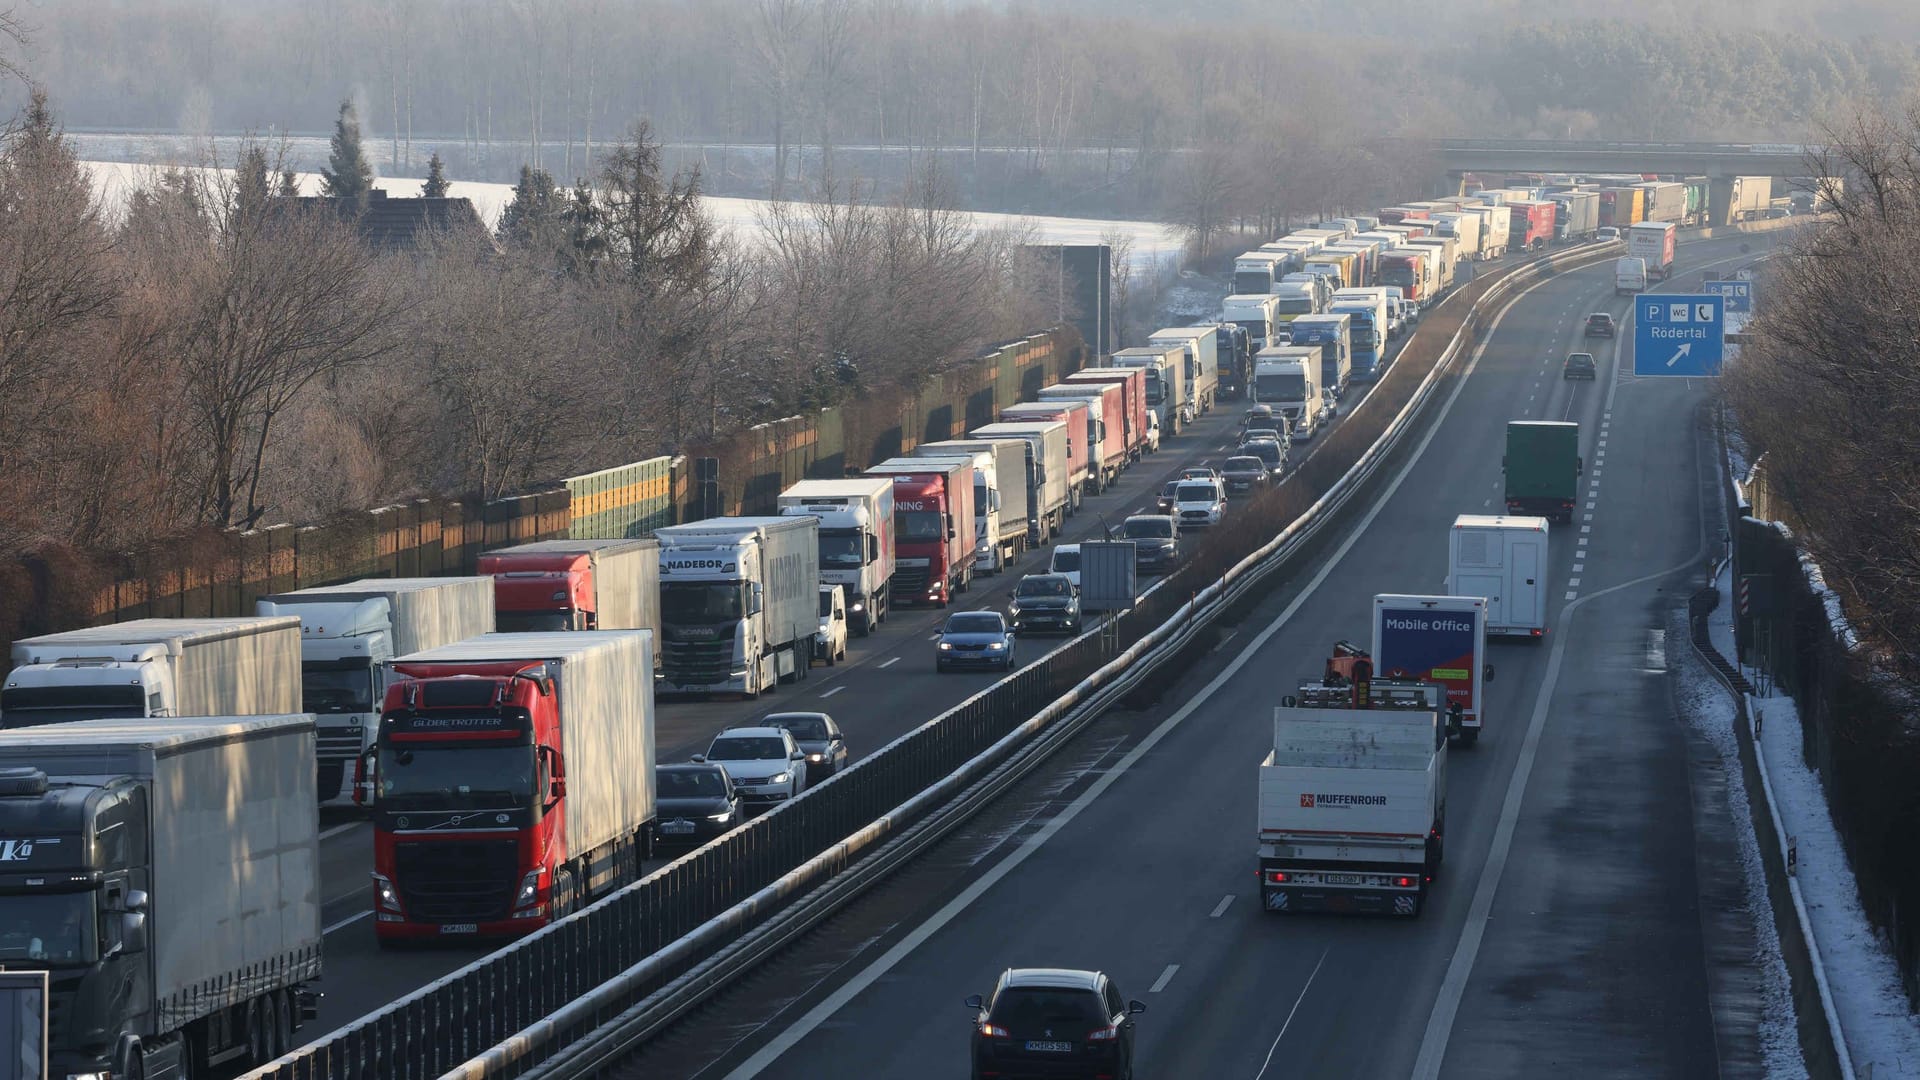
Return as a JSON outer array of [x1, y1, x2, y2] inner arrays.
[[1109, 344, 1189, 433], [3, 617, 303, 729], [1147, 324, 1221, 416], [655, 517, 820, 696], [256, 576, 496, 805], [1252, 346, 1322, 439], [776, 477, 895, 635], [1259, 646, 1448, 917], [968, 420, 1072, 546]]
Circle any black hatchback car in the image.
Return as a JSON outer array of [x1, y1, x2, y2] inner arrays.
[[1221, 455, 1268, 497], [654, 763, 742, 847], [968, 968, 1145, 1080], [1563, 352, 1597, 380], [1584, 312, 1616, 338]]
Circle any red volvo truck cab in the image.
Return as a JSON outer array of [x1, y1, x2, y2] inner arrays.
[[1507, 200, 1556, 251], [363, 630, 655, 944], [863, 457, 977, 607]]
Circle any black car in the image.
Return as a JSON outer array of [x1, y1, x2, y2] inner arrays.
[[1563, 352, 1597, 380], [1221, 455, 1268, 497], [1241, 404, 1277, 437], [654, 763, 742, 846], [1238, 438, 1287, 480], [1008, 573, 1081, 634], [968, 968, 1145, 1080], [1584, 312, 1616, 338], [1115, 515, 1180, 574], [766, 711, 849, 779], [1154, 479, 1180, 515]]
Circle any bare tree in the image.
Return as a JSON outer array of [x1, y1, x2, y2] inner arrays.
[[749, 0, 809, 199]]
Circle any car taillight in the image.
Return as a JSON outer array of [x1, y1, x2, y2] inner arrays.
[[1268, 870, 1289, 883], [1087, 1025, 1120, 1042], [979, 1022, 1010, 1039], [1395, 876, 1416, 888]]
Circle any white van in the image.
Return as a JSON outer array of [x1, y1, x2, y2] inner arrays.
[[1446, 515, 1550, 638], [1615, 256, 1648, 295]]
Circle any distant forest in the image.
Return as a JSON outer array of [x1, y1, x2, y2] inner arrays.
[[8, 1, 1919, 214]]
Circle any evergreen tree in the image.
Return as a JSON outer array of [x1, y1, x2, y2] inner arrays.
[[560, 180, 607, 277], [497, 165, 562, 249], [423, 152, 450, 199], [236, 145, 274, 220], [319, 100, 374, 201]]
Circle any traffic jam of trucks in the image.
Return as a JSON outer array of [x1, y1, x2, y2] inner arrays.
[[0, 163, 1763, 1076]]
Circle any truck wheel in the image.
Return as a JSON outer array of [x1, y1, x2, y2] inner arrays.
[[1459, 727, 1480, 748], [271, 990, 293, 1058]]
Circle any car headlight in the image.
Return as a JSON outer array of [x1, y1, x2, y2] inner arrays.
[[986, 641, 1005, 650], [1007, 603, 1021, 615], [849, 601, 864, 612], [707, 809, 734, 822], [939, 641, 954, 650], [808, 752, 824, 763], [770, 771, 792, 785]]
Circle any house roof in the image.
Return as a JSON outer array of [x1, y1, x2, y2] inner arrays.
[[271, 189, 493, 253]]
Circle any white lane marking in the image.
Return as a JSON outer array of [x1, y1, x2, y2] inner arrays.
[[927, 634, 942, 641], [1482, 499, 1490, 508], [1564, 591, 1578, 600], [1581, 525, 1591, 534], [1586, 501, 1595, 510], [1572, 562, 1584, 573], [1149, 964, 1180, 993], [1252, 947, 1331, 1080], [1578, 537, 1589, 547], [1210, 894, 1235, 919], [324, 910, 371, 936], [1584, 514, 1593, 522], [1568, 578, 1581, 587], [820, 686, 845, 699], [320, 821, 363, 842], [724, 272, 1548, 1080], [877, 657, 901, 669]]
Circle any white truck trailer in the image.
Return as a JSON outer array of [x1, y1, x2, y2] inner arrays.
[[0, 714, 322, 1078], [915, 439, 1032, 574], [4, 617, 303, 729], [1109, 344, 1189, 433], [776, 477, 896, 635], [969, 420, 1071, 546], [256, 576, 495, 805], [655, 517, 820, 696], [1259, 673, 1447, 917], [1446, 515, 1550, 639]]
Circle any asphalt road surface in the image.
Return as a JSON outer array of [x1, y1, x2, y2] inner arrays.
[[597, 233, 1781, 1080]]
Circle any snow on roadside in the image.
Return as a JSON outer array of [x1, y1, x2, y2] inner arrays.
[[1673, 600, 1807, 1078], [1706, 571, 1920, 1078]]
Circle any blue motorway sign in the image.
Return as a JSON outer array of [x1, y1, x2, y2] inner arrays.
[[1633, 293, 1725, 377], [1702, 279, 1754, 314]]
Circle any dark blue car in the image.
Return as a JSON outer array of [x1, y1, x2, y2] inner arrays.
[[936, 611, 1017, 672]]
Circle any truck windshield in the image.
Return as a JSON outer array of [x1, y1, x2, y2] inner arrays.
[[1256, 371, 1307, 402], [1274, 297, 1315, 315], [496, 611, 572, 633], [1381, 266, 1416, 287], [895, 509, 945, 543], [304, 659, 375, 714], [377, 744, 534, 809], [661, 583, 746, 622], [0, 685, 145, 729], [1141, 373, 1163, 405], [0, 892, 98, 964], [818, 528, 864, 568], [1232, 271, 1273, 294]]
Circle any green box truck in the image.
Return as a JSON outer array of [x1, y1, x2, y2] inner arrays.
[[1502, 421, 1581, 522]]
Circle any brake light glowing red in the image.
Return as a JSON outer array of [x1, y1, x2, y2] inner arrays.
[[1088, 1025, 1120, 1042], [1268, 870, 1289, 883], [1395, 876, 1415, 888]]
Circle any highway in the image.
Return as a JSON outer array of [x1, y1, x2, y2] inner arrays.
[[596, 233, 1779, 1079], [300, 309, 1432, 1034]]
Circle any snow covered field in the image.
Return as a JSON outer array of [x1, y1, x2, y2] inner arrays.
[[78, 159, 1185, 268]]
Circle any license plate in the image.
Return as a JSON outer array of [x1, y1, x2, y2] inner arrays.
[[439, 923, 478, 934], [1324, 873, 1366, 886], [662, 820, 696, 835], [1024, 1040, 1073, 1053]]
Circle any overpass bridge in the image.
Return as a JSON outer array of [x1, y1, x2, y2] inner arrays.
[[1439, 138, 1826, 180]]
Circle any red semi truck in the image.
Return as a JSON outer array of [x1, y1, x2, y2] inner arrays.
[[365, 630, 656, 944], [1037, 381, 1127, 491], [1378, 206, 1430, 225], [864, 457, 977, 607], [999, 399, 1092, 508], [1506, 200, 1556, 251], [1064, 367, 1150, 462], [1379, 251, 1430, 305], [478, 538, 660, 635]]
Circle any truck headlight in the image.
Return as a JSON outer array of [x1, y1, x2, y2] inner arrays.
[[373, 872, 403, 914], [514, 868, 544, 908]]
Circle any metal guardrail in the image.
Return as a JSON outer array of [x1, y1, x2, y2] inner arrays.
[[248, 241, 1623, 1080]]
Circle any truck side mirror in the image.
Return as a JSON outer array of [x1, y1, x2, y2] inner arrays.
[[119, 910, 148, 954], [353, 748, 377, 807], [1577, 456, 1585, 476], [749, 583, 764, 616], [1484, 663, 1496, 683]]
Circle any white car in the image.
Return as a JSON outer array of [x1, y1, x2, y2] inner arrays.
[[1144, 411, 1162, 453], [695, 726, 808, 809], [815, 584, 848, 666], [1173, 479, 1227, 528], [1049, 544, 1082, 588]]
